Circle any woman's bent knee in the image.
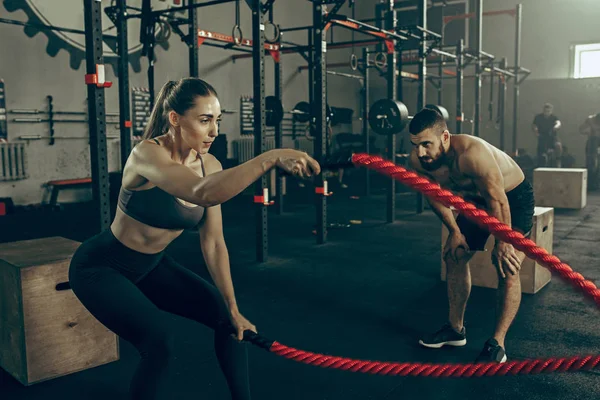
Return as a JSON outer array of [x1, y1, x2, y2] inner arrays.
[[139, 330, 175, 362]]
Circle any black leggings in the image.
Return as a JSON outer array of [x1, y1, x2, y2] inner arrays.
[[68, 229, 251, 400]]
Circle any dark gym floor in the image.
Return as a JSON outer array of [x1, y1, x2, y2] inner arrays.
[[2, 173, 600, 400]]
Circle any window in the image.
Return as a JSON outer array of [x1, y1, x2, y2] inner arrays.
[[573, 43, 600, 79]]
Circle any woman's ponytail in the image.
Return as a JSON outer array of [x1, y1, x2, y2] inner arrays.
[[142, 80, 177, 139]]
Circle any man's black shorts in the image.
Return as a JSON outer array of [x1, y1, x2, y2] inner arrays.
[[456, 179, 535, 251]]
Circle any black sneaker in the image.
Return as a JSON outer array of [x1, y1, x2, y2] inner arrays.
[[418, 323, 467, 349], [475, 338, 507, 363]]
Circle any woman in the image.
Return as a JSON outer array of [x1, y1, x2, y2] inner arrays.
[[580, 113, 600, 189], [69, 77, 320, 399]]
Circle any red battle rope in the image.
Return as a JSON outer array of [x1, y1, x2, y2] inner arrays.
[[241, 153, 600, 377]]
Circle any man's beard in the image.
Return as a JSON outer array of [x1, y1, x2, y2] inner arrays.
[[419, 143, 446, 171]]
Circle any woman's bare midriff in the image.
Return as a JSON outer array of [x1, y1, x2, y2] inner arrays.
[[110, 207, 186, 254]]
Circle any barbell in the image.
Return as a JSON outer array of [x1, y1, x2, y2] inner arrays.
[[263, 97, 335, 127], [368, 99, 450, 135], [265, 96, 284, 126], [289, 101, 334, 125]]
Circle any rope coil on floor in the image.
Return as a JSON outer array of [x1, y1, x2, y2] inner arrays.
[[241, 153, 600, 377]]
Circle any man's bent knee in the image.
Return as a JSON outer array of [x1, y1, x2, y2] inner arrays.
[[443, 250, 471, 270]]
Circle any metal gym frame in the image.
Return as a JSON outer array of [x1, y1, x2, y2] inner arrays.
[[82, 0, 529, 263], [249, 0, 529, 257], [83, 0, 111, 234], [86, 0, 278, 262], [356, 0, 437, 220], [81, 0, 209, 233], [282, 1, 439, 230], [304, 0, 440, 221], [230, 1, 439, 249], [394, 1, 529, 153], [105, 0, 211, 171], [295, 63, 367, 196]]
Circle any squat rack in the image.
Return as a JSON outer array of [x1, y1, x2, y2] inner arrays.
[[294, 0, 530, 232], [82, 0, 530, 263], [81, 0, 451, 259], [4, 0, 238, 233], [231, 0, 440, 250], [393, 1, 530, 153], [83, 0, 279, 260]]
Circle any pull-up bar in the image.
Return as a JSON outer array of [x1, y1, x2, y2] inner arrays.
[[297, 62, 350, 71], [431, 48, 457, 59], [443, 8, 517, 25], [326, 14, 415, 43], [149, 0, 239, 17], [197, 29, 280, 57], [326, 70, 364, 80], [230, 39, 380, 61], [295, 63, 363, 80], [486, 66, 515, 78], [327, 14, 442, 43]]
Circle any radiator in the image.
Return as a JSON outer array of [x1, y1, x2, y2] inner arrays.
[[232, 136, 315, 164], [0, 142, 28, 181], [233, 136, 276, 163]]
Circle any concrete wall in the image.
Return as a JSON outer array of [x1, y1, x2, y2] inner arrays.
[[3, 0, 599, 205], [0, 1, 363, 205], [379, 0, 600, 165], [475, 0, 600, 161], [477, 0, 600, 80]]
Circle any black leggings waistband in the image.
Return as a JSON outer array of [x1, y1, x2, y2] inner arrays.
[[70, 229, 165, 283]]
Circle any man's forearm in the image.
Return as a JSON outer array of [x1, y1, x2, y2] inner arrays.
[[487, 199, 512, 241], [429, 200, 461, 234]]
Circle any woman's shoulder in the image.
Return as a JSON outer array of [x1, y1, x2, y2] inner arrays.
[[132, 137, 167, 157], [136, 135, 167, 148], [201, 153, 223, 175]]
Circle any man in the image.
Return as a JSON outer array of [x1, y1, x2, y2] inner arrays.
[[532, 103, 562, 167], [408, 108, 535, 363], [579, 113, 600, 189], [579, 113, 600, 137]]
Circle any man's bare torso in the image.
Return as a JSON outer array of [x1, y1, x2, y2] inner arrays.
[[411, 134, 524, 202]]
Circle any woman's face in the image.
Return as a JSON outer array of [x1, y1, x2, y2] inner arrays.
[[175, 95, 221, 155]]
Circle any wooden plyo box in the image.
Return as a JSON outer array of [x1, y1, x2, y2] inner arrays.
[[0, 236, 119, 386], [441, 207, 554, 294], [533, 168, 587, 209]]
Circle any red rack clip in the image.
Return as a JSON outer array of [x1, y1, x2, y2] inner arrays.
[[315, 181, 333, 197], [85, 64, 113, 88], [269, 50, 281, 63], [124, 120, 132, 128], [384, 40, 394, 54], [254, 188, 275, 206]]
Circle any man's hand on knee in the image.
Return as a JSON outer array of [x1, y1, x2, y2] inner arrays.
[[443, 231, 470, 264], [492, 241, 521, 278]]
